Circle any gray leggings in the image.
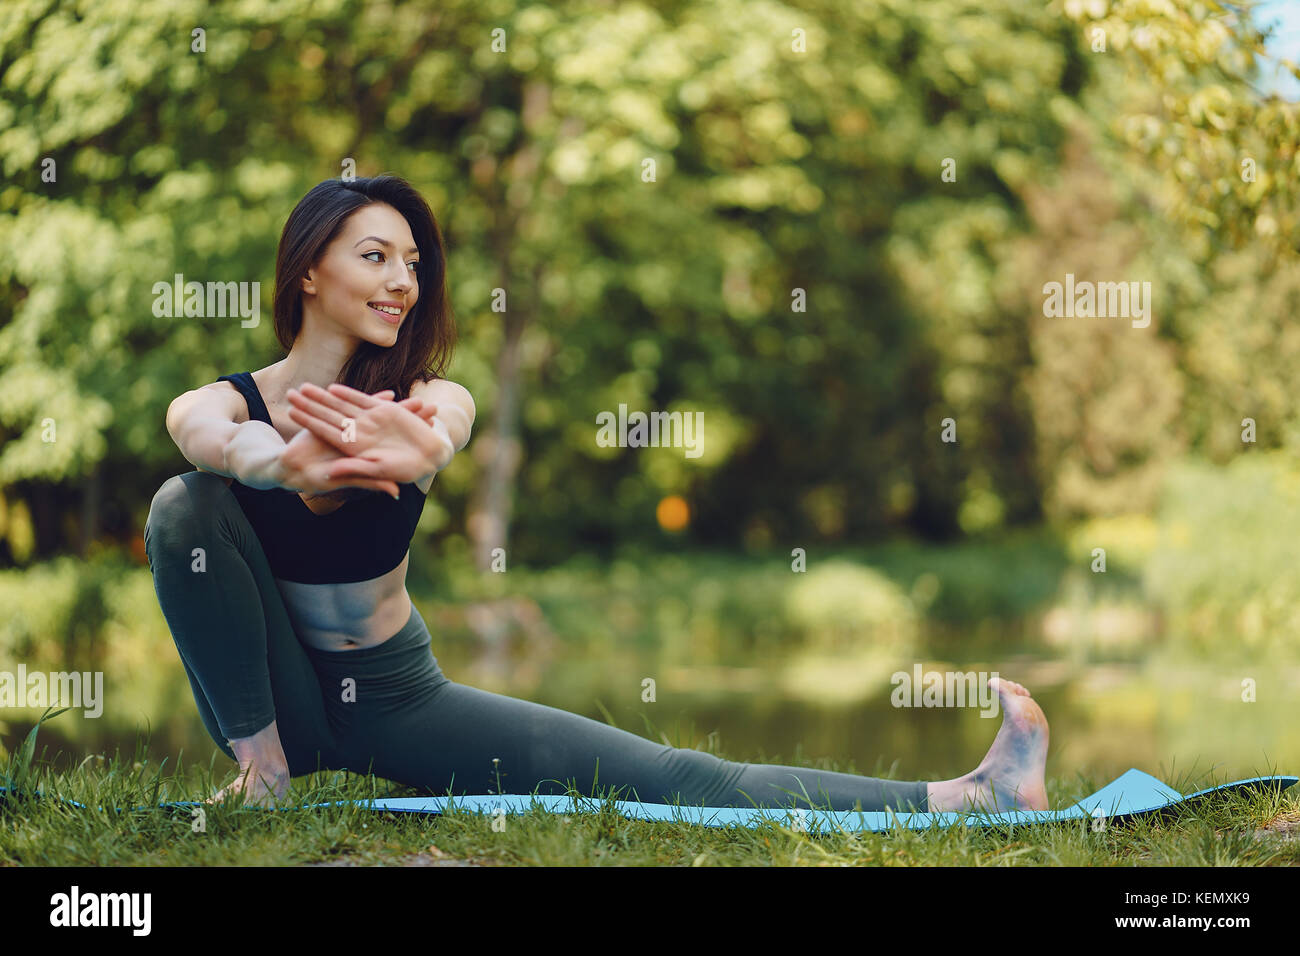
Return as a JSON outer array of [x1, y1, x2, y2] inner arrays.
[[143, 470, 930, 811]]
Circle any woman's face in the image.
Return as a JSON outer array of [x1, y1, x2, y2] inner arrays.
[[300, 201, 420, 347]]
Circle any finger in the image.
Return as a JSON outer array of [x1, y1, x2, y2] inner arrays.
[[288, 387, 358, 427], [403, 400, 439, 424], [323, 381, 395, 411], [286, 388, 344, 426], [299, 382, 367, 418], [392, 396, 437, 420], [288, 407, 355, 449], [287, 405, 342, 439], [327, 463, 399, 498], [293, 396, 411, 437], [397, 400, 426, 420], [325, 381, 384, 402], [327, 457, 388, 480]]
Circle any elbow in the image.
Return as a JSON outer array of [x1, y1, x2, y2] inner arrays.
[[455, 386, 476, 450], [456, 410, 474, 452], [440, 383, 476, 451], [440, 413, 471, 457], [454, 407, 474, 452], [420, 379, 475, 452], [164, 397, 185, 450]]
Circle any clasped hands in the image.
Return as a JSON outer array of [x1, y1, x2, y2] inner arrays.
[[277, 382, 456, 499]]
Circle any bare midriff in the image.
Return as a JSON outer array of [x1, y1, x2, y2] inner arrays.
[[274, 552, 413, 651], [209, 468, 415, 651]]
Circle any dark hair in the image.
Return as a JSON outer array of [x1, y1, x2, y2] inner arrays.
[[273, 174, 456, 401]]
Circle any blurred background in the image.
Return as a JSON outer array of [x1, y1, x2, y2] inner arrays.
[[1, 0, 1299, 791]]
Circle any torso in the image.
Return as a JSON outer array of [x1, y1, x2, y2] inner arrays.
[[205, 363, 434, 652]]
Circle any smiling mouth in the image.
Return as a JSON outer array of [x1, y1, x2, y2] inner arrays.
[[367, 302, 403, 323]]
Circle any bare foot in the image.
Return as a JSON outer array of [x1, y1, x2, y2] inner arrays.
[[927, 676, 1049, 813], [207, 719, 293, 808], [206, 765, 291, 809]]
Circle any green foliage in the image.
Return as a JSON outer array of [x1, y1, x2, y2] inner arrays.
[[1146, 451, 1300, 655], [784, 560, 916, 655], [0, 555, 109, 659], [855, 532, 1072, 625], [1062, 0, 1300, 263], [0, 0, 1295, 564], [0, 553, 177, 747]]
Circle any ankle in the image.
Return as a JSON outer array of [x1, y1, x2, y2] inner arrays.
[[236, 761, 290, 783], [226, 722, 290, 778], [926, 775, 973, 812]]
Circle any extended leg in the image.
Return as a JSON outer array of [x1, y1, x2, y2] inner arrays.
[[396, 685, 926, 810], [326, 607, 929, 813]]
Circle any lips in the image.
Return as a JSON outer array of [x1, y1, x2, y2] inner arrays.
[[367, 302, 403, 325]]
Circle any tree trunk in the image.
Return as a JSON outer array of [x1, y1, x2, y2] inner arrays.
[[80, 462, 101, 556], [466, 79, 553, 571], [29, 481, 57, 558], [468, 308, 525, 570]]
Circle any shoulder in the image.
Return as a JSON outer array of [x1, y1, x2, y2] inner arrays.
[[410, 377, 475, 423], [409, 376, 473, 403], [169, 379, 248, 424], [163, 379, 251, 470]]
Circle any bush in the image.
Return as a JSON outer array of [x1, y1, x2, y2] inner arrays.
[[783, 560, 916, 656], [1145, 452, 1300, 655]]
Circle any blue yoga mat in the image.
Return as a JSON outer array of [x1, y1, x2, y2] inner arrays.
[[2, 768, 1294, 832]]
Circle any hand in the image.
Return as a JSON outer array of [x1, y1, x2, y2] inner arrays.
[[287, 382, 456, 485], [276, 389, 404, 498]]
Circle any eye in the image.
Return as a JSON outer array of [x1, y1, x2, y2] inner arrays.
[[363, 250, 420, 273]]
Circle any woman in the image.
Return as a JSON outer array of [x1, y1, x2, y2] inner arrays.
[[144, 174, 1050, 814]]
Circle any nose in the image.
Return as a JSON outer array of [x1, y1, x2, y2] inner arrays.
[[388, 261, 414, 294]]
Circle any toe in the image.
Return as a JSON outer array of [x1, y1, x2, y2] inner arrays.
[[1001, 678, 1030, 697]]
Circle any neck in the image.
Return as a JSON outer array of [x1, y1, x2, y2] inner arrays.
[[270, 311, 362, 403]]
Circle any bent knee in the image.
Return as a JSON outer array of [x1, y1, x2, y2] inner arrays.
[[144, 471, 232, 549]]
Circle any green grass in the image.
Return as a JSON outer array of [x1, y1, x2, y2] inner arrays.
[[2, 711, 1295, 867]]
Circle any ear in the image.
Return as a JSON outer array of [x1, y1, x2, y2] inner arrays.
[[301, 268, 317, 296]]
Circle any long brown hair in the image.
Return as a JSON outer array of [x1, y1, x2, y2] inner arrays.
[[273, 174, 456, 400], [273, 175, 456, 501]]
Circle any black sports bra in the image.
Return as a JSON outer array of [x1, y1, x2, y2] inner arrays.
[[215, 372, 427, 585]]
